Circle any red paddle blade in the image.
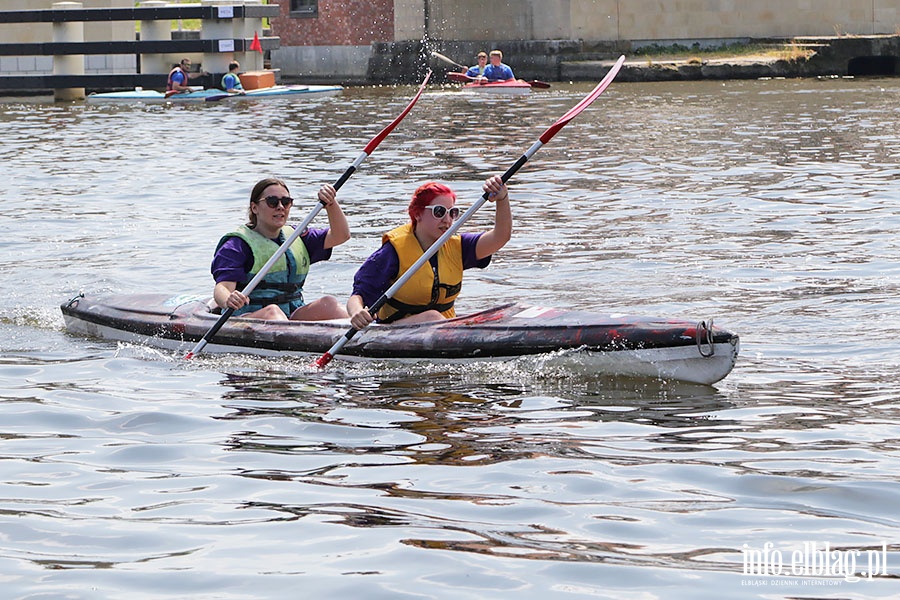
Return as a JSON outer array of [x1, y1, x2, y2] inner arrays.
[[363, 70, 432, 155], [313, 352, 333, 369], [447, 72, 473, 83], [539, 55, 625, 144]]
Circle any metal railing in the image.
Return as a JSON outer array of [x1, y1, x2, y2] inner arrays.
[[0, 2, 281, 98]]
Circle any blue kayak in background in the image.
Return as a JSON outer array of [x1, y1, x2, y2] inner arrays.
[[86, 84, 343, 103]]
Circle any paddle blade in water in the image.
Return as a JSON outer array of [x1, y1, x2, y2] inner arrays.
[[312, 352, 334, 369]]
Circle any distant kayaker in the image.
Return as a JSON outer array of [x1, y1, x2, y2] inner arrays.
[[166, 58, 208, 93], [211, 178, 351, 321], [465, 51, 489, 81], [347, 175, 511, 329], [221, 61, 246, 95], [482, 50, 516, 82]]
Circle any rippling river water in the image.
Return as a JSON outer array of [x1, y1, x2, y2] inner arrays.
[[1, 75, 899, 599]]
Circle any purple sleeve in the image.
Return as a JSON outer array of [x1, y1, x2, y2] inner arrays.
[[211, 226, 332, 284], [351, 243, 399, 308], [461, 232, 491, 269], [211, 237, 252, 283], [299, 227, 333, 264], [351, 233, 489, 307]]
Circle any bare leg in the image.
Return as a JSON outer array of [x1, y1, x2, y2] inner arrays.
[[242, 304, 289, 321], [394, 310, 445, 324], [289, 296, 349, 321]]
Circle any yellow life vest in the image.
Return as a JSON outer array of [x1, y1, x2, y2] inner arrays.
[[377, 223, 463, 323]]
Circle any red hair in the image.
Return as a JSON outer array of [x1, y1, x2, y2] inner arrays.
[[408, 181, 456, 226]]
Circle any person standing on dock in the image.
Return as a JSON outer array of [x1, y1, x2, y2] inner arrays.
[[482, 50, 516, 82]]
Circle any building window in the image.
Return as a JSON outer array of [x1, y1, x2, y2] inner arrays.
[[290, 0, 317, 17]]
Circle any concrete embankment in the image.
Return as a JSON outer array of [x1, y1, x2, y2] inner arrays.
[[400, 35, 900, 85], [566, 35, 900, 82]]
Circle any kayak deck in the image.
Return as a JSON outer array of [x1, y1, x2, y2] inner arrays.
[[61, 292, 740, 384], [86, 84, 343, 103], [239, 84, 343, 98]]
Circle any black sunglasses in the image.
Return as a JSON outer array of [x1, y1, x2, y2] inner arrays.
[[424, 205, 460, 220], [259, 195, 294, 208]]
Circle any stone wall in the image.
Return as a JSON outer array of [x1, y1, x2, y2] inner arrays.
[[422, 0, 900, 42]]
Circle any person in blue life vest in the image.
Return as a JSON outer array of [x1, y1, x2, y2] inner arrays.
[[465, 51, 489, 81], [221, 61, 246, 95], [346, 175, 511, 329], [482, 49, 516, 82], [166, 58, 208, 93], [211, 177, 351, 321]]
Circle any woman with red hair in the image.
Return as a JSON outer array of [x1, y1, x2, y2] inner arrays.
[[347, 175, 511, 328]]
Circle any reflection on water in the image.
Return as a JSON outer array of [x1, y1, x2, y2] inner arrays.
[[2, 77, 900, 597]]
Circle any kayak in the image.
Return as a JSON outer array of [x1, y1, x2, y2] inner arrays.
[[60, 292, 740, 385], [235, 84, 343, 99], [446, 72, 548, 95], [85, 84, 343, 103], [85, 86, 220, 103], [462, 80, 533, 95]]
